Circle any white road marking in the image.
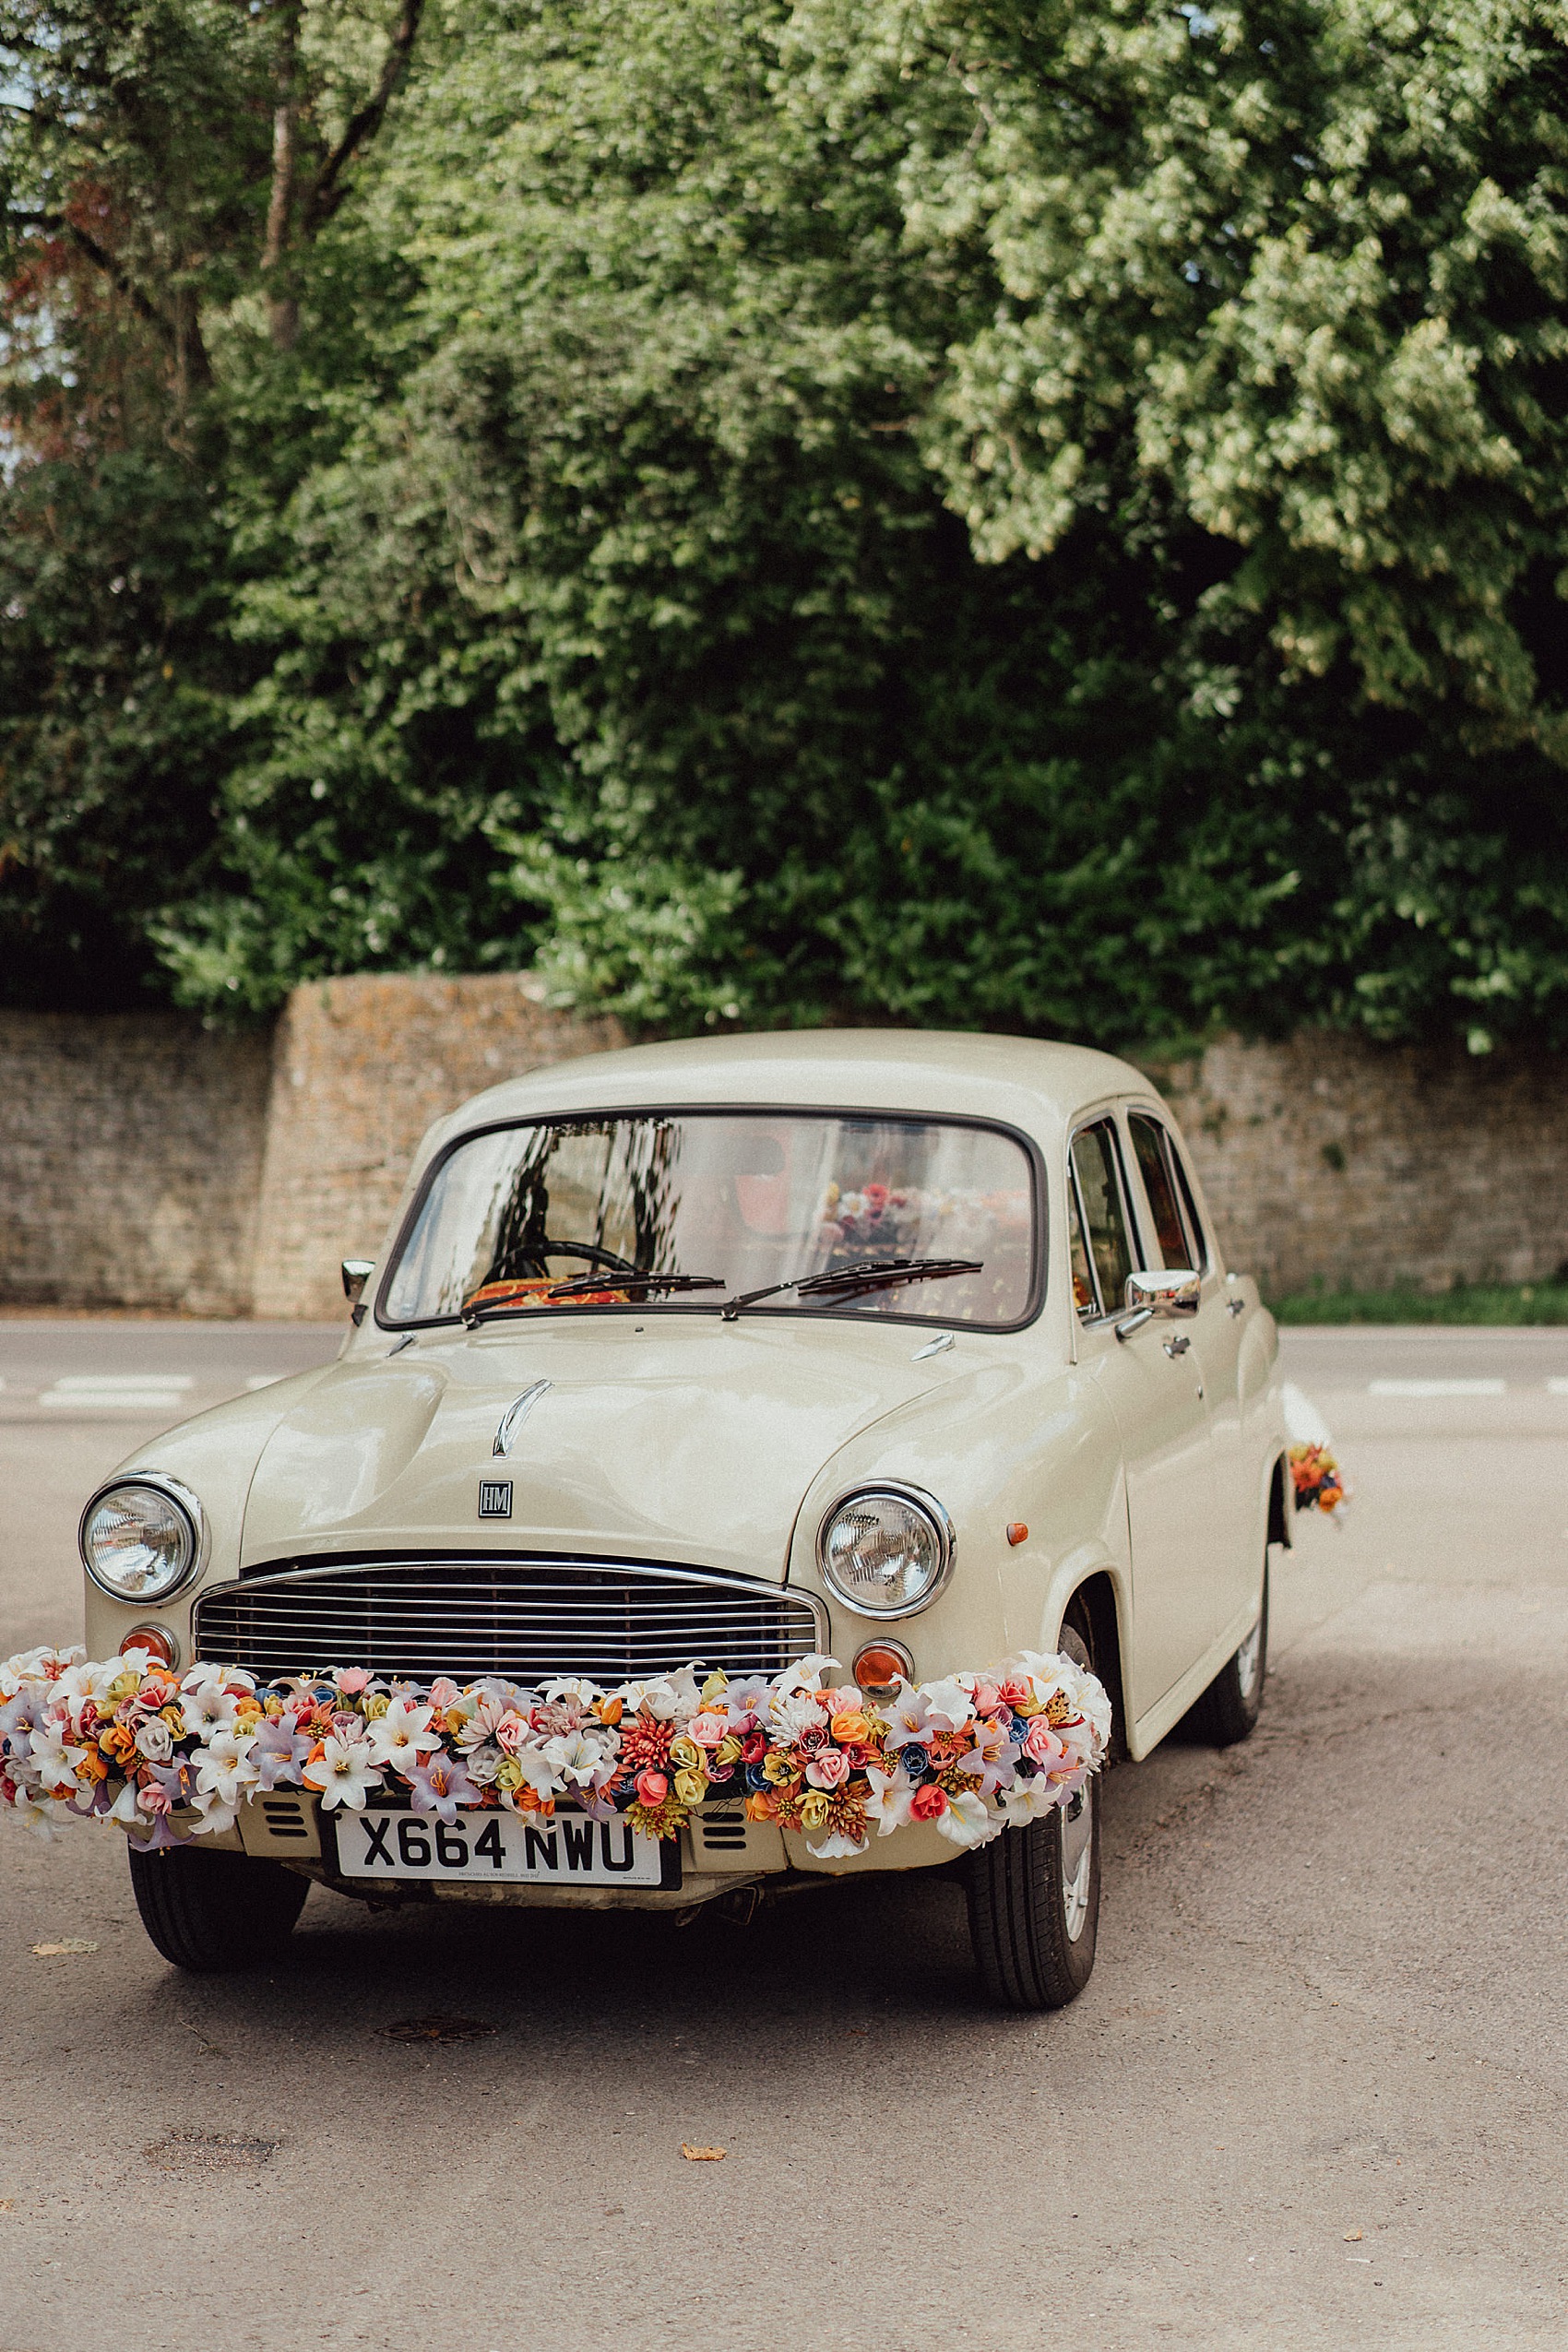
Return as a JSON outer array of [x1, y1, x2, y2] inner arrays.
[[1546, 1379, 1568, 1396], [1367, 1378, 1507, 1397]]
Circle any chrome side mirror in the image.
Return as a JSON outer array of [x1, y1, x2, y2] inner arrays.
[[1115, 1268, 1199, 1339], [341, 1259, 374, 1305]]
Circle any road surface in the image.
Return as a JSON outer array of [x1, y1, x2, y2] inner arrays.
[[1, 1319, 1564, 2348]]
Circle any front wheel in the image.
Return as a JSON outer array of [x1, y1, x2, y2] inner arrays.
[[965, 1611, 1101, 2011], [127, 1840, 309, 1972]]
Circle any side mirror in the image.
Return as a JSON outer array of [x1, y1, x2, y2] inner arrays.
[[1116, 1268, 1199, 1339], [341, 1259, 374, 1305]]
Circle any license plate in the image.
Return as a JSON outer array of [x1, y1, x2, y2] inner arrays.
[[334, 1807, 664, 1888]]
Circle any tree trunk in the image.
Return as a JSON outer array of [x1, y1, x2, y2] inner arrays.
[[262, 0, 303, 350]]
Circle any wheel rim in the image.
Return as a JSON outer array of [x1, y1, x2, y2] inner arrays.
[[1060, 1777, 1094, 1942], [1234, 1611, 1264, 1702]]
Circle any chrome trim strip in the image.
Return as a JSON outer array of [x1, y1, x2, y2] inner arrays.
[[493, 1382, 552, 1457]]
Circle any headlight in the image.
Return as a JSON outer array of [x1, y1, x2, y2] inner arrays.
[[79, 1479, 203, 1603], [817, 1485, 954, 1619]]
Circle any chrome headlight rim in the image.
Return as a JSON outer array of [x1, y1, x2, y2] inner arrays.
[[78, 1474, 207, 1605], [815, 1480, 956, 1621]]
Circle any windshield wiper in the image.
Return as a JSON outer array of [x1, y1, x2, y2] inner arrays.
[[464, 1273, 726, 1325], [720, 1257, 981, 1322]]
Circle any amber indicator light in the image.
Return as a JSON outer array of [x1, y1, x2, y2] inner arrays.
[[852, 1641, 914, 1695], [1005, 1522, 1028, 1548]]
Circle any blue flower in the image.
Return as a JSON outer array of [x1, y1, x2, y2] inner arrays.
[[744, 1760, 771, 1792], [899, 1743, 932, 1782]]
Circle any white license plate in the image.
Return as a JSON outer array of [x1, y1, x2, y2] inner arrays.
[[335, 1807, 664, 1888]]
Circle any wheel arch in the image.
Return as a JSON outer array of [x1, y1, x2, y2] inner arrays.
[[1057, 1567, 1129, 1764], [1266, 1451, 1292, 1550]]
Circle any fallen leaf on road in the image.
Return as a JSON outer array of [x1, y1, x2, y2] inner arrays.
[[30, 1940, 98, 1956], [681, 2144, 727, 2162], [378, 2015, 496, 2044], [1344, 2228, 1363, 2242], [0, 2198, 15, 2212]]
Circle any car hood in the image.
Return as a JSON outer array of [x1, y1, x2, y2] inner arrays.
[[239, 1319, 956, 1580]]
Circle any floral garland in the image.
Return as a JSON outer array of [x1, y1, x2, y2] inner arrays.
[[0, 1645, 1111, 1864], [1289, 1441, 1350, 1517]]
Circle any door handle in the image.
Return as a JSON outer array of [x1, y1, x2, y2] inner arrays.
[[1163, 1335, 1192, 1358]]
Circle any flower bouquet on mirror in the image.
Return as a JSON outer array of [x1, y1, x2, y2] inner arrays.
[[0, 1646, 1111, 1862], [1288, 1443, 1350, 1520]]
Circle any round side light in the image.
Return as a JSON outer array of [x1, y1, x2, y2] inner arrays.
[[851, 1640, 914, 1700], [120, 1625, 181, 1670]]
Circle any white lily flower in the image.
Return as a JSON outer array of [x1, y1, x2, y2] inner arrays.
[[863, 1764, 914, 1837], [364, 1696, 440, 1774], [805, 1827, 868, 1860], [541, 1729, 610, 1788], [303, 1735, 384, 1812], [6, 1792, 77, 1840], [919, 1677, 976, 1736], [190, 1792, 239, 1835], [106, 1779, 144, 1825], [192, 1730, 262, 1808], [181, 1684, 240, 1739], [932, 1788, 993, 1847], [25, 1723, 88, 1796]]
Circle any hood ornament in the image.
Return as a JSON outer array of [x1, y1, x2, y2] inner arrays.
[[493, 1381, 552, 1457]]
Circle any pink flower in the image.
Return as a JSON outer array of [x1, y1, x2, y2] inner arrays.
[[997, 1675, 1032, 1708], [429, 1678, 460, 1709], [687, 1712, 728, 1749], [494, 1711, 529, 1753], [805, 1747, 850, 1790], [333, 1669, 373, 1696], [635, 1769, 669, 1805], [1023, 1716, 1068, 1767], [971, 1681, 1002, 1716]]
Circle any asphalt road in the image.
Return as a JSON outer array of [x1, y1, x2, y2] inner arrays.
[[2, 1319, 1566, 2350]]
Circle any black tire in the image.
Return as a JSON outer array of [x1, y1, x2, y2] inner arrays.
[[127, 1840, 309, 1973], [1193, 1559, 1269, 1747], [966, 1600, 1101, 2012]]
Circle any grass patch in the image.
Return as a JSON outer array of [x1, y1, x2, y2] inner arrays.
[[1270, 1282, 1568, 1325]]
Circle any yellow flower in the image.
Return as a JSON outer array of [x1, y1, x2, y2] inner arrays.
[[362, 1693, 390, 1721], [714, 1734, 744, 1768], [492, 1755, 525, 1792], [107, 1669, 140, 1703], [699, 1669, 728, 1706], [669, 1736, 702, 1773], [762, 1751, 794, 1785], [800, 1790, 830, 1831], [673, 1767, 708, 1807]]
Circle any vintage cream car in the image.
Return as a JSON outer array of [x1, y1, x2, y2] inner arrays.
[[80, 1031, 1289, 2007]]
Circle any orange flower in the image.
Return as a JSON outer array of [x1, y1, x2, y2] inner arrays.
[[828, 1710, 871, 1745], [743, 1789, 778, 1823], [99, 1723, 138, 1766], [76, 1751, 109, 1785]]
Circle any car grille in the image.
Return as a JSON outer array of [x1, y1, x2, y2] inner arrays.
[[192, 1557, 826, 1687]]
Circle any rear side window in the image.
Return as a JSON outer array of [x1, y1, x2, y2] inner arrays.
[[1069, 1121, 1134, 1317], [1129, 1111, 1208, 1274]]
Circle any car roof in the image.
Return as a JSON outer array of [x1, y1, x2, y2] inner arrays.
[[434, 1028, 1157, 1153]]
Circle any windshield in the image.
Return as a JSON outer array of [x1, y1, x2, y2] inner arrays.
[[381, 1112, 1038, 1328]]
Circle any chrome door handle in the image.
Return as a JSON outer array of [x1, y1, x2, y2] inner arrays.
[[1163, 1335, 1192, 1358]]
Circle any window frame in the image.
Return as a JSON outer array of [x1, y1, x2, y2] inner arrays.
[[1124, 1105, 1211, 1277], [1065, 1111, 1142, 1325], [374, 1099, 1050, 1335]]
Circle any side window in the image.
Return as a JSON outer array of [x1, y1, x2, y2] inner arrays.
[[1069, 1121, 1134, 1317], [1168, 1135, 1210, 1273], [1066, 1173, 1098, 1317], [1129, 1112, 1195, 1270]]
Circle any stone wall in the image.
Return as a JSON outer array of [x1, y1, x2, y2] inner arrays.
[[3, 984, 1565, 1313], [0, 1010, 271, 1315], [250, 975, 624, 1319], [1157, 1033, 1568, 1299]]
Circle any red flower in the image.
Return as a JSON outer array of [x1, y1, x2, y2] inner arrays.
[[909, 1783, 948, 1822]]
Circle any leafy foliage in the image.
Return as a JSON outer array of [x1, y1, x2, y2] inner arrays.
[[2, 0, 1567, 1048]]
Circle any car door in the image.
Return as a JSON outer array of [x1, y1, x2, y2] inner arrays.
[[1125, 1108, 1252, 1637], [1067, 1113, 1218, 1723]]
